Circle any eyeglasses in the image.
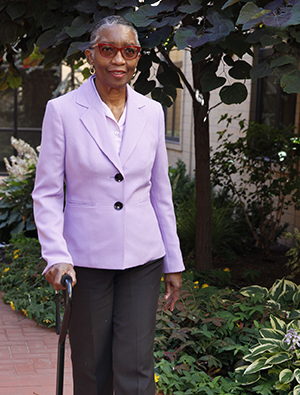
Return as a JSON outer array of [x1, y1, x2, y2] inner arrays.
[[90, 43, 141, 60]]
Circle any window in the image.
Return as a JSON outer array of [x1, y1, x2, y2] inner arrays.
[[0, 67, 60, 174], [255, 48, 297, 129], [164, 50, 183, 143], [164, 85, 182, 142]]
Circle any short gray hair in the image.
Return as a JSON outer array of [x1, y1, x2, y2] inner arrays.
[[90, 15, 140, 47]]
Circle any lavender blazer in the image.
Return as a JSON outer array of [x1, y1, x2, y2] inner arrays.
[[32, 77, 184, 274]]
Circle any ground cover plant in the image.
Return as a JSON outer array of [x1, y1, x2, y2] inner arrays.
[[2, 235, 300, 394]]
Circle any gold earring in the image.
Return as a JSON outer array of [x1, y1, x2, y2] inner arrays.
[[90, 65, 95, 74]]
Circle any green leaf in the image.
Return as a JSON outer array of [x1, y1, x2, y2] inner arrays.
[[0, 19, 18, 43], [295, 369, 300, 384], [174, 27, 197, 50], [151, 87, 173, 107], [265, 352, 292, 365], [270, 315, 287, 331], [6, 2, 26, 20], [65, 15, 90, 38], [229, 60, 252, 80], [224, 54, 234, 66], [75, 0, 98, 13], [222, 0, 240, 10], [157, 64, 182, 89], [40, 11, 55, 30], [6, 73, 22, 89], [250, 61, 273, 81], [201, 72, 226, 92], [219, 83, 248, 104], [259, 338, 283, 347], [244, 357, 272, 374], [131, 13, 153, 27], [240, 285, 268, 297], [294, 385, 300, 395], [11, 221, 24, 235], [235, 367, 261, 385], [250, 343, 278, 357], [237, 3, 267, 25], [260, 34, 283, 47], [66, 42, 86, 57], [281, 72, 300, 94], [178, 3, 202, 13], [36, 29, 60, 51], [259, 328, 285, 340], [270, 55, 297, 69], [279, 369, 294, 384], [0, 212, 8, 220]]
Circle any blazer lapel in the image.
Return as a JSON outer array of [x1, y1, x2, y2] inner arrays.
[[119, 86, 147, 166], [77, 79, 123, 173]]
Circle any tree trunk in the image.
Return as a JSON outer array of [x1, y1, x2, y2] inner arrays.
[[192, 60, 212, 272]]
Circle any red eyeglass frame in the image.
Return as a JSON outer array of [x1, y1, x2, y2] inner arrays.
[[90, 43, 141, 59]]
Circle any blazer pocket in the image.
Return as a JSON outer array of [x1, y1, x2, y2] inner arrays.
[[66, 200, 96, 208], [138, 196, 150, 204]]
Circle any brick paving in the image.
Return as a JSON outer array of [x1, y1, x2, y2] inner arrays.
[[0, 291, 73, 395]]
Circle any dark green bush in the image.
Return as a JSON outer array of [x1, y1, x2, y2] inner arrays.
[[0, 166, 36, 243]]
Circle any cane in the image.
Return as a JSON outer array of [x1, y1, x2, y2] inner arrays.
[[56, 274, 73, 395]]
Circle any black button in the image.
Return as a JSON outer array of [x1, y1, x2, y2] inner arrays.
[[114, 202, 123, 210], [115, 173, 124, 182]]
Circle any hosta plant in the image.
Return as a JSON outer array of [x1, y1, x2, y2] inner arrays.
[[236, 315, 300, 394]]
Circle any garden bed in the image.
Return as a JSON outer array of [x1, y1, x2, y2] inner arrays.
[[213, 246, 298, 289]]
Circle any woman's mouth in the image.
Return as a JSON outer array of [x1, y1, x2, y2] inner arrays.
[[110, 70, 126, 78]]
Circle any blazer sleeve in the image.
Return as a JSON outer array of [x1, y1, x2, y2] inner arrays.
[[150, 105, 185, 274], [32, 99, 73, 274]]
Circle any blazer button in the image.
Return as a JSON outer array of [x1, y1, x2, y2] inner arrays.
[[115, 173, 124, 182], [114, 202, 123, 210]]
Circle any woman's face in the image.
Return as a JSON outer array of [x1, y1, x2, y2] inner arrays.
[[86, 24, 140, 93]]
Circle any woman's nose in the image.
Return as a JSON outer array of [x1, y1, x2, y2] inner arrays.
[[112, 49, 126, 64]]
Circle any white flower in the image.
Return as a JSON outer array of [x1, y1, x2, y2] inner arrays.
[[3, 137, 39, 179]]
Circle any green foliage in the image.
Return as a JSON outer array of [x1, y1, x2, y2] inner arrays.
[[0, 234, 55, 326], [169, 159, 195, 207], [154, 352, 247, 395], [284, 228, 300, 280], [0, 167, 36, 243], [211, 115, 300, 259], [155, 277, 300, 394], [236, 316, 300, 394], [173, 182, 249, 263]]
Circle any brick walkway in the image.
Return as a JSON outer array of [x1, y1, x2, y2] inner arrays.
[[0, 292, 73, 395]]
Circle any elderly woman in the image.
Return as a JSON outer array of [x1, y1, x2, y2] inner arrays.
[[33, 15, 184, 395]]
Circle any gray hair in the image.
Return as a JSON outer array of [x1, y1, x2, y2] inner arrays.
[[90, 15, 140, 47]]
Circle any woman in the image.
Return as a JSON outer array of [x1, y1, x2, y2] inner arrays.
[[33, 15, 184, 395]]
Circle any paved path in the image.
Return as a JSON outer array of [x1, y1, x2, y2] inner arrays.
[[0, 292, 73, 395]]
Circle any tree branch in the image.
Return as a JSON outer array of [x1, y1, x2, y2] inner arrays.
[[157, 43, 195, 100]]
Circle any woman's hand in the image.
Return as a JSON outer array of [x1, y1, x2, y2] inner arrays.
[[45, 263, 77, 291], [163, 272, 182, 312]]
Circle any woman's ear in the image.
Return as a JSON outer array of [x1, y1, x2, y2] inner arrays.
[[85, 49, 94, 66]]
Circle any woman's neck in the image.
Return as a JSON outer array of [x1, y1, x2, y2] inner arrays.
[[95, 79, 126, 121]]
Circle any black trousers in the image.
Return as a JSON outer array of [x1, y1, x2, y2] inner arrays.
[[68, 258, 163, 395]]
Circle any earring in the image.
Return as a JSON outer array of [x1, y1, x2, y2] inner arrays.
[[90, 65, 95, 74], [131, 69, 137, 80]]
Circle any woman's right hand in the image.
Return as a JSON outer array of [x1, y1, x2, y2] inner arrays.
[[45, 263, 77, 291]]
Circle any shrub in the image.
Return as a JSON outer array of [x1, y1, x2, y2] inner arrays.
[[236, 315, 300, 395], [284, 227, 300, 280], [0, 137, 38, 243], [211, 115, 300, 259], [169, 159, 195, 207]]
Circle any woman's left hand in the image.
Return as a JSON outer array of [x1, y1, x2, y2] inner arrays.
[[163, 272, 182, 312]]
